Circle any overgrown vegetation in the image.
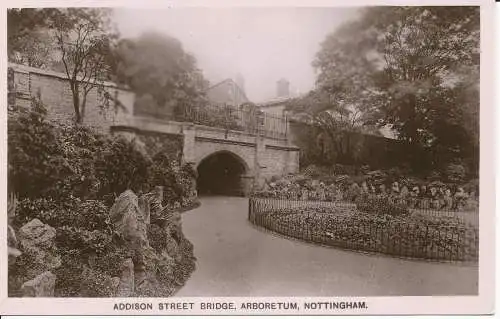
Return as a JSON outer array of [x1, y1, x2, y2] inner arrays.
[[356, 196, 409, 217], [287, 7, 479, 177], [8, 100, 196, 296]]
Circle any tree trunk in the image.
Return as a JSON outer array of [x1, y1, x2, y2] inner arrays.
[[81, 93, 87, 123], [71, 82, 82, 124]]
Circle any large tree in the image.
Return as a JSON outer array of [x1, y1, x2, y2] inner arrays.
[[286, 89, 379, 165], [296, 6, 479, 173], [52, 8, 118, 124], [114, 32, 209, 119]]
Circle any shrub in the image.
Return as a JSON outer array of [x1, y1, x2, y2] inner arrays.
[[54, 250, 85, 297], [8, 102, 198, 297], [148, 224, 170, 254], [55, 227, 113, 256], [8, 101, 72, 199], [54, 243, 129, 297], [445, 163, 467, 183], [356, 196, 409, 217], [13, 196, 129, 296], [8, 101, 156, 200], [94, 137, 152, 196], [148, 152, 181, 202], [9, 101, 197, 206], [135, 134, 183, 160], [79, 267, 118, 297], [14, 197, 111, 231]]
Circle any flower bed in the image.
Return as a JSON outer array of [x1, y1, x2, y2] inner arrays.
[[254, 170, 479, 213], [249, 198, 478, 262]]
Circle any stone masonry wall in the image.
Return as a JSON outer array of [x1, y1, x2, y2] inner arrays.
[[8, 63, 134, 133]]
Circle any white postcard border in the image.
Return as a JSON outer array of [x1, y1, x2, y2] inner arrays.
[[0, 0, 495, 316]]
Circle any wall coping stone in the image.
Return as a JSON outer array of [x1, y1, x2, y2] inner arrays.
[[8, 62, 131, 91]]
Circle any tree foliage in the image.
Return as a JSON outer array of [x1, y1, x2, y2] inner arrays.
[[7, 9, 58, 68], [290, 6, 479, 174], [7, 99, 187, 201], [114, 32, 209, 119]]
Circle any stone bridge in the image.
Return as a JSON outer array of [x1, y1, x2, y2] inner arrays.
[[7, 63, 299, 196], [112, 116, 300, 196]]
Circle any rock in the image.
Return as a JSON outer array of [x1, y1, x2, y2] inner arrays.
[[111, 276, 121, 293], [400, 186, 409, 198], [18, 219, 56, 249], [138, 196, 151, 226], [8, 225, 21, 265], [21, 271, 56, 297], [110, 190, 144, 243], [18, 219, 61, 273], [117, 258, 135, 297], [110, 189, 159, 286], [165, 233, 179, 259], [7, 224, 18, 248]]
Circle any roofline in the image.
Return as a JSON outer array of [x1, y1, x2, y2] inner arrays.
[[206, 78, 250, 103], [257, 97, 294, 107], [207, 78, 233, 90]]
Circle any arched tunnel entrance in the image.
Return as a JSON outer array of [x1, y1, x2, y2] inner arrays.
[[197, 151, 248, 196]]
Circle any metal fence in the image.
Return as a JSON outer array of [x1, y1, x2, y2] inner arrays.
[[179, 104, 288, 139], [253, 192, 478, 215], [138, 105, 288, 139], [248, 197, 479, 262]]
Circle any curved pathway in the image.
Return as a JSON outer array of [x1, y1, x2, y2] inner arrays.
[[176, 196, 478, 297]]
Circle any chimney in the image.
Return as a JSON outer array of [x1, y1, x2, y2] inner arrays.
[[276, 78, 290, 98]]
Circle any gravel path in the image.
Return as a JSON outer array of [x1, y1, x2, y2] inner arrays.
[[176, 196, 478, 297]]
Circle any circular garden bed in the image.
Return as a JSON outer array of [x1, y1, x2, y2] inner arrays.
[[249, 198, 478, 262]]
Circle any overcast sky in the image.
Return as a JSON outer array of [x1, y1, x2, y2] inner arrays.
[[114, 7, 359, 103]]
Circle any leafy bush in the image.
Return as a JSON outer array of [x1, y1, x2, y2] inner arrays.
[[148, 152, 180, 201], [148, 224, 170, 254], [55, 227, 113, 256], [94, 137, 152, 196], [356, 196, 409, 217], [8, 101, 198, 297], [8, 101, 71, 199], [13, 196, 130, 296], [79, 267, 118, 297], [54, 250, 85, 297], [14, 197, 111, 231], [54, 244, 130, 297], [8, 101, 155, 200], [445, 163, 467, 183]]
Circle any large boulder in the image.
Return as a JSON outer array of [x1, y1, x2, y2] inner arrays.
[[18, 218, 56, 249], [110, 190, 149, 247], [109, 188, 196, 297], [17, 219, 61, 274], [21, 271, 56, 297], [116, 258, 135, 297]]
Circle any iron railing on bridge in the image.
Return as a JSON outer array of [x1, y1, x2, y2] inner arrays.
[[139, 104, 288, 140]]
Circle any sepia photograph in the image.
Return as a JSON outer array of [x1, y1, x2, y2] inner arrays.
[[1, 0, 495, 315]]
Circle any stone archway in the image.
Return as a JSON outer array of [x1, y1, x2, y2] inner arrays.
[[196, 151, 250, 196]]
